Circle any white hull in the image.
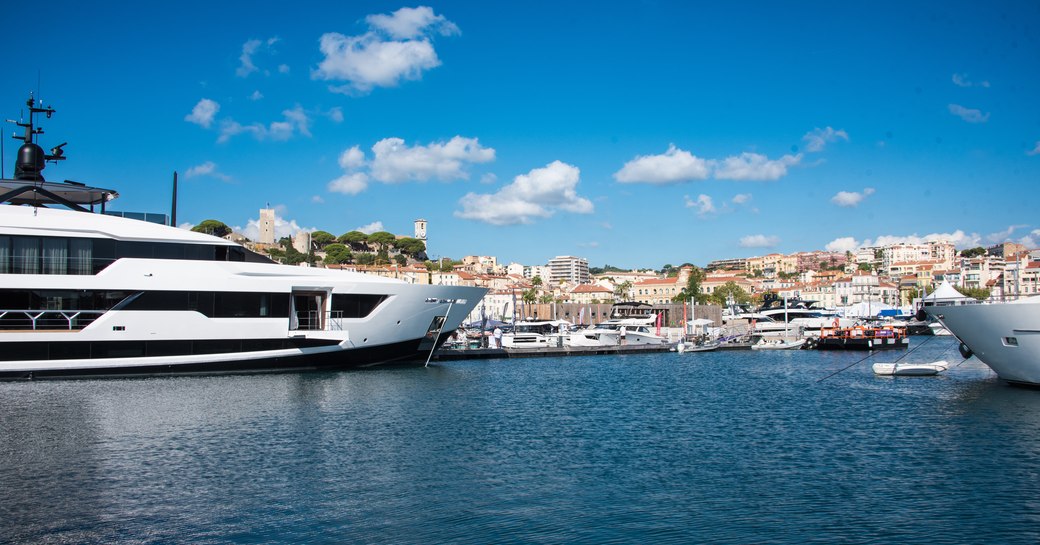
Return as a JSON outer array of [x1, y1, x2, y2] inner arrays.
[[927, 298, 1040, 386], [872, 361, 948, 376], [751, 338, 806, 350], [1, 206, 486, 378]]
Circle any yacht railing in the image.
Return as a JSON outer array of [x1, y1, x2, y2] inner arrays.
[[294, 310, 344, 331], [0, 309, 106, 330]]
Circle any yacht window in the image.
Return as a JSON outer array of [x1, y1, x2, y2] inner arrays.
[[331, 294, 388, 318], [0, 236, 9, 274], [12, 237, 39, 274], [42, 238, 68, 275]]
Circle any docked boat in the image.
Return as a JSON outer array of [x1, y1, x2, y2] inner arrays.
[[0, 95, 486, 379], [568, 315, 672, 347], [872, 361, 948, 376], [925, 296, 1040, 387], [812, 325, 909, 350], [501, 320, 570, 349], [750, 337, 806, 350]]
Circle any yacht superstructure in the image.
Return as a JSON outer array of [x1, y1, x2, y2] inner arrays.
[[0, 95, 485, 379]]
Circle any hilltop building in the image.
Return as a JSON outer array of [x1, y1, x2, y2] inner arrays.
[[258, 207, 275, 244]]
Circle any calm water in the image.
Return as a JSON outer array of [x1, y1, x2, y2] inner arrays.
[[2, 337, 1039, 544]]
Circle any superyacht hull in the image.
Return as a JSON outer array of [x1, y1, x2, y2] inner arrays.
[[928, 298, 1040, 386]]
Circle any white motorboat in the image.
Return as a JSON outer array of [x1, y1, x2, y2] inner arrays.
[[501, 320, 570, 349], [676, 340, 719, 353], [750, 337, 806, 350], [925, 295, 1040, 387], [568, 315, 671, 347], [0, 95, 486, 379], [872, 361, 948, 376]]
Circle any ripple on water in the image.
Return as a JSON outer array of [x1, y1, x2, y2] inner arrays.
[[1, 338, 1039, 544]]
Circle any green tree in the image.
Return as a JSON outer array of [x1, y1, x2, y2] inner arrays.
[[954, 286, 991, 301], [393, 254, 408, 266], [393, 237, 427, 258], [310, 230, 336, 249], [538, 294, 555, 304], [355, 253, 375, 265], [376, 248, 390, 265], [522, 289, 537, 304], [960, 247, 987, 258], [192, 219, 231, 238], [614, 280, 632, 302], [857, 263, 873, 272], [532, 276, 543, 286], [367, 231, 397, 252], [338, 231, 369, 251], [708, 281, 752, 306], [323, 243, 352, 265], [673, 266, 708, 304]]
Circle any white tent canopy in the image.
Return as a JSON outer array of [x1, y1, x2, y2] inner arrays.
[[922, 280, 969, 302]]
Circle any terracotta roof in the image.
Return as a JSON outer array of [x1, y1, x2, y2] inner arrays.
[[571, 284, 612, 293], [634, 278, 679, 286]]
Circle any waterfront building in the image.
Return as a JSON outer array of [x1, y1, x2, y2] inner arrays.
[[960, 256, 1005, 291], [569, 283, 614, 305], [882, 241, 955, 272], [833, 272, 899, 307], [745, 253, 798, 277], [432, 270, 461, 286], [987, 241, 1027, 259], [701, 274, 755, 299], [462, 255, 498, 274], [632, 277, 682, 305], [706, 257, 747, 271], [793, 251, 847, 273], [547, 255, 590, 285]]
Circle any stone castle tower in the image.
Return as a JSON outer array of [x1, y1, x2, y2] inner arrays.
[[414, 218, 427, 249], [259, 207, 276, 245]]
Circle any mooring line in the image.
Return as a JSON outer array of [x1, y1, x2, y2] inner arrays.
[[816, 333, 938, 383]]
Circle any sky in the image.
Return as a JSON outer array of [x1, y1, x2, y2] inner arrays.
[[3, 1, 1039, 269]]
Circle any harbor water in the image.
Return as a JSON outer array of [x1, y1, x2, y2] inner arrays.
[[2, 337, 1039, 544]]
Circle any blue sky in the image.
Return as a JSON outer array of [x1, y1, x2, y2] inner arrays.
[[4, 1, 1039, 269]]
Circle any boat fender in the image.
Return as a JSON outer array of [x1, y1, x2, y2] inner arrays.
[[915, 309, 927, 321], [958, 343, 973, 360]]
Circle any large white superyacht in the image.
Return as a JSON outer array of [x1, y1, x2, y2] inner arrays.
[[0, 95, 486, 379], [923, 295, 1040, 387]]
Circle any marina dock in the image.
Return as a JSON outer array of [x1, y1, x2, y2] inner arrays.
[[432, 343, 676, 361]]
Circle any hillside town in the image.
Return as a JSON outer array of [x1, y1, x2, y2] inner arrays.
[[210, 208, 1040, 325]]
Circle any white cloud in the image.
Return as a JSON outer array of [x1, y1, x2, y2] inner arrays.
[[370, 136, 495, 183], [803, 127, 849, 152], [218, 105, 312, 143], [327, 172, 369, 195], [1027, 141, 1040, 156], [825, 237, 860, 253], [327, 107, 344, 123], [249, 90, 263, 101], [356, 221, 384, 234], [365, 6, 460, 39], [986, 225, 1030, 244], [952, 73, 990, 88], [480, 173, 498, 184], [311, 195, 325, 204], [856, 230, 983, 250], [184, 161, 231, 181], [831, 187, 875, 207], [178, 222, 195, 230], [614, 144, 711, 184], [948, 103, 990, 123], [313, 6, 458, 94], [185, 98, 219, 128], [237, 37, 280, 78], [732, 193, 751, 204], [237, 211, 315, 241], [278, 64, 290, 74], [338, 146, 366, 169], [1017, 229, 1040, 248], [714, 152, 802, 181], [455, 160, 593, 225], [684, 194, 715, 216], [739, 234, 780, 248]]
